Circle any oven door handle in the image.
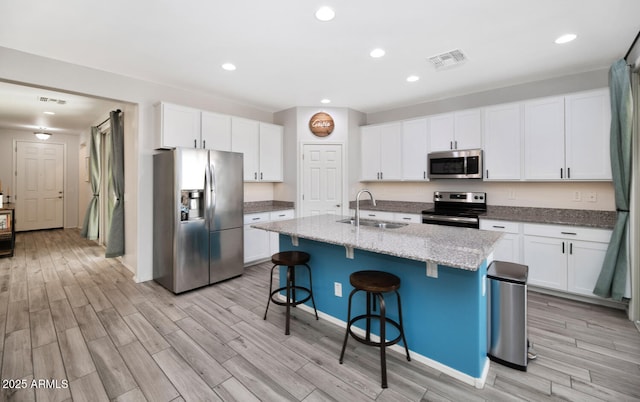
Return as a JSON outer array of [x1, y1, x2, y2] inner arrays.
[[422, 215, 478, 224]]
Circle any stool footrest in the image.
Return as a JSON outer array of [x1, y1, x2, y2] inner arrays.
[[269, 286, 313, 307], [347, 314, 404, 348]]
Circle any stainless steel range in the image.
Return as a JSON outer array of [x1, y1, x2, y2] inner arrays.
[[421, 191, 487, 228]]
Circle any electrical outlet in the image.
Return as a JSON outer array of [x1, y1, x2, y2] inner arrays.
[[334, 282, 342, 297], [587, 192, 597, 202], [573, 191, 581, 202]]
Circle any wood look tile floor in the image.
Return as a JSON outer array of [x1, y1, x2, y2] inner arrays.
[[1, 229, 639, 401]]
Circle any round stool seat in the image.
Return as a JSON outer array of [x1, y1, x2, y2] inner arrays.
[[271, 251, 310, 266], [350, 270, 400, 293]]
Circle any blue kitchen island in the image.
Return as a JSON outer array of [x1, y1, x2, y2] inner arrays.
[[252, 214, 502, 388]]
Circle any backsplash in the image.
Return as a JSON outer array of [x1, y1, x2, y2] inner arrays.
[[356, 181, 615, 211]]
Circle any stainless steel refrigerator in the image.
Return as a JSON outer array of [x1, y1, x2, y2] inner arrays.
[[153, 147, 244, 293]]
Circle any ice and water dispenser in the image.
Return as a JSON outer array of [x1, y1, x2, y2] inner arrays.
[[180, 190, 204, 221]]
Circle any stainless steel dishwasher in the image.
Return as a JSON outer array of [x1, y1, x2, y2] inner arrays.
[[487, 261, 529, 371]]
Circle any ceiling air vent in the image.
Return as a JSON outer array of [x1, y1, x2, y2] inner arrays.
[[38, 96, 67, 104], [428, 49, 467, 70]]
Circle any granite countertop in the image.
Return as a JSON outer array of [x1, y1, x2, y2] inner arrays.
[[252, 214, 502, 271], [244, 200, 294, 214], [483, 205, 616, 229], [350, 200, 616, 229]]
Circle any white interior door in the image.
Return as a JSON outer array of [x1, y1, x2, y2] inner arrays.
[[15, 141, 64, 231], [301, 144, 343, 217]]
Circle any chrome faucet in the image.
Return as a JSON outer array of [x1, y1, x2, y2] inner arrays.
[[355, 189, 376, 226]]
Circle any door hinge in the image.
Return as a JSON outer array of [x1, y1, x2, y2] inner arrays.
[[302, 194, 304, 200]]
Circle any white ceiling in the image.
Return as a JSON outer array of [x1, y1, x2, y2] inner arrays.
[[1, 0, 639, 135]]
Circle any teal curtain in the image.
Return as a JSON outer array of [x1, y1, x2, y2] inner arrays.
[[594, 59, 633, 300], [105, 110, 124, 257], [80, 126, 101, 240]]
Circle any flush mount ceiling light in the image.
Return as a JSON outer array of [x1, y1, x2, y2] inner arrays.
[[221, 63, 236, 71], [315, 6, 335, 21], [370, 48, 386, 58], [34, 131, 51, 140], [555, 33, 577, 44], [406, 75, 420, 82], [320, 98, 331, 104]]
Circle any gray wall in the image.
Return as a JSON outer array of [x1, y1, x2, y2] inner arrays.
[[366, 69, 609, 124]]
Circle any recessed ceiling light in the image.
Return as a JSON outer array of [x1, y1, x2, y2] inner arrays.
[[370, 48, 386, 58], [320, 99, 331, 104], [555, 33, 577, 44], [221, 63, 236, 71], [315, 6, 335, 21], [406, 75, 420, 82], [44, 111, 55, 115]]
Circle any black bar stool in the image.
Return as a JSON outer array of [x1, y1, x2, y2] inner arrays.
[[339, 270, 410, 388], [263, 251, 318, 335]]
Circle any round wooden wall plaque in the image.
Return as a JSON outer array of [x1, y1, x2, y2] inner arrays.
[[308, 112, 335, 137]]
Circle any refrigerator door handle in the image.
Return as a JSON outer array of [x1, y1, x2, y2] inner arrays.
[[210, 162, 217, 224]]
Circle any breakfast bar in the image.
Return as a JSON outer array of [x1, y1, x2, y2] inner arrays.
[[253, 214, 502, 387]]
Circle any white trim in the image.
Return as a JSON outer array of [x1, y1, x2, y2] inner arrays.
[[279, 295, 489, 389]]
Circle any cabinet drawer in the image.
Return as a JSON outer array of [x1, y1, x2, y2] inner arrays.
[[523, 223, 611, 242], [269, 209, 294, 221], [244, 212, 270, 225], [361, 210, 395, 221], [394, 213, 421, 223], [480, 219, 521, 234]]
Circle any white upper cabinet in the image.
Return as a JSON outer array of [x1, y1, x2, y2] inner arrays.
[[258, 122, 284, 182], [231, 118, 283, 182], [401, 118, 429, 180], [483, 103, 523, 180], [524, 96, 566, 180], [231, 117, 260, 181], [565, 89, 612, 180], [201, 111, 232, 151], [524, 90, 611, 181], [155, 102, 201, 149], [360, 123, 402, 181], [429, 109, 482, 152]]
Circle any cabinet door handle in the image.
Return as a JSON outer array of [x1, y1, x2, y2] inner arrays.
[[450, 141, 453, 150], [202, 140, 206, 149], [492, 225, 505, 229], [402, 217, 412, 221], [486, 169, 489, 179], [367, 214, 376, 217], [380, 172, 383, 180], [194, 139, 197, 148], [423, 171, 426, 179], [254, 172, 257, 180], [455, 140, 458, 149], [260, 172, 263, 180], [252, 217, 261, 221], [560, 168, 563, 179], [567, 167, 571, 179], [562, 241, 565, 254], [278, 214, 286, 217], [561, 232, 577, 235], [570, 243, 573, 255]]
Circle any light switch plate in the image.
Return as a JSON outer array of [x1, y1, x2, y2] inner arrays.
[[334, 282, 342, 297]]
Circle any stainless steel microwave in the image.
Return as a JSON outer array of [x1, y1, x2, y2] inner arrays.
[[427, 149, 483, 179]]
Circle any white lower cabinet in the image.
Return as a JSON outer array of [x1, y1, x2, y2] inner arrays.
[[479, 219, 522, 264], [523, 223, 612, 298], [244, 210, 294, 264], [268, 210, 295, 255]]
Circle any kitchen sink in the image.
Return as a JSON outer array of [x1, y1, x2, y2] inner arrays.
[[337, 218, 408, 229]]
